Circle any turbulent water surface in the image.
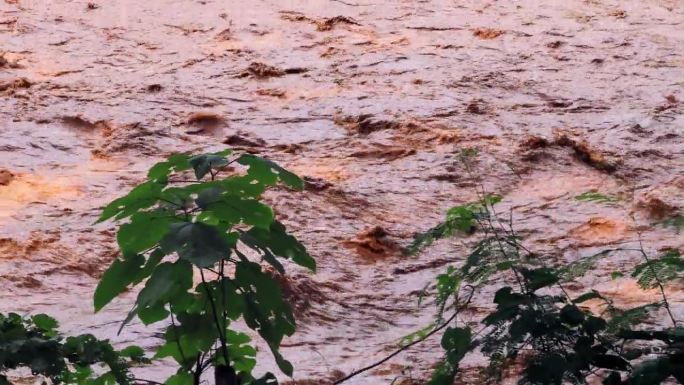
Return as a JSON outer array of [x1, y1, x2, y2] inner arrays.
[[1, 0, 683, 383]]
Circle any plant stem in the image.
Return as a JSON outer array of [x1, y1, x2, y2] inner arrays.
[[199, 269, 230, 364], [194, 353, 203, 385], [333, 287, 475, 385], [637, 237, 678, 327]]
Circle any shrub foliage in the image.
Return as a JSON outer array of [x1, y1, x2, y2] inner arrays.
[[94, 150, 314, 385], [409, 152, 683, 385]]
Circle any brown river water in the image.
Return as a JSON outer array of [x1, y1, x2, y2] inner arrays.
[[1, 0, 683, 383]]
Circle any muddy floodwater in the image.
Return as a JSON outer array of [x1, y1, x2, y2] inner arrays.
[[1, 0, 683, 383]]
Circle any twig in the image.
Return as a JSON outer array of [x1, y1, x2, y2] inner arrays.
[[330, 0, 371, 5], [333, 287, 475, 384], [200, 269, 230, 363], [133, 378, 164, 385], [637, 235, 678, 327]]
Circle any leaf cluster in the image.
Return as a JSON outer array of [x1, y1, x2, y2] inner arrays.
[[95, 150, 314, 385], [411, 191, 684, 385], [0, 313, 144, 385]]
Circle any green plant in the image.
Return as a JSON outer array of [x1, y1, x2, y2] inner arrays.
[[331, 150, 682, 385], [575, 191, 619, 204], [327, 147, 684, 385], [633, 250, 684, 290], [408, 194, 683, 385], [662, 216, 684, 233], [0, 313, 146, 385], [400, 146, 684, 385], [95, 149, 315, 385]]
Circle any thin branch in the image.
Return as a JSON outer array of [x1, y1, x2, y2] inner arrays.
[[133, 378, 164, 385], [333, 287, 475, 385], [219, 259, 229, 342], [166, 179, 205, 184], [637, 235, 678, 327], [200, 269, 230, 364], [158, 197, 182, 207], [330, 0, 371, 5]]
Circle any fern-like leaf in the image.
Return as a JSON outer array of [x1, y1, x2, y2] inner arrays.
[[606, 303, 662, 332], [575, 190, 619, 204], [558, 250, 612, 281], [632, 250, 684, 289], [662, 215, 684, 233]]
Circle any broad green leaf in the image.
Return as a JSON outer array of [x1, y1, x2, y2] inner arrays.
[[32, 314, 58, 334], [629, 359, 670, 385], [190, 279, 244, 321], [238, 154, 304, 190], [441, 326, 471, 364], [560, 304, 585, 325], [220, 175, 267, 197], [189, 151, 231, 180], [94, 249, 165, 312], [148, 153, 192, 181], [156, 312, 219, 366], [234, 261, 295, 375], [159, 186, 197, 208], [62, 334, 132, 385], [160, 222, 235, 267], [224, 330, 257, 374], [95, 254, 145, 312], [584, 315, 607, 335], [427, 327, 471, 385], [117, 212, 175, 256], [119, 345, 146, 362], [197, 188, 274, 229], [427, 363, 455, 385], [194, 186, 223, 208], [138, 303, 169, 325], [97, 181, 165, 223], [135, 261, 193, 324], [90, 373, 119, 385], [137, 248, 167, 282], [70, 365, 93, 383], [483, 287, 528, 325], [241, 221, 315, 271], [521, 267, 559, 292]]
